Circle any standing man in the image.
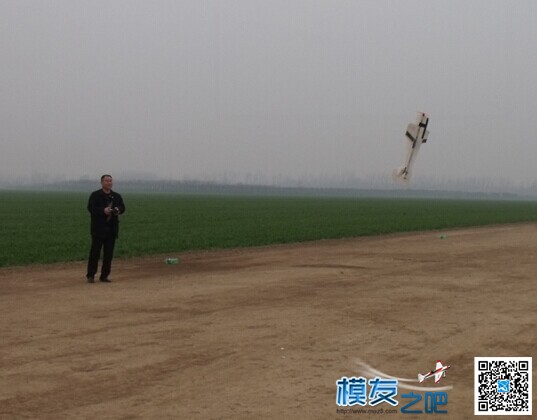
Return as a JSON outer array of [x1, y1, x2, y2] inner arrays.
[[86, 174, 125, 283]]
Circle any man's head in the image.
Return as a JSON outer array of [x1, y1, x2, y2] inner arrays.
[[101, 174, 113, 193]]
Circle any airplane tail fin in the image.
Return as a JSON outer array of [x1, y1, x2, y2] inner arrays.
[[392, 167, 410, 184], [418, 373, 425, 383]]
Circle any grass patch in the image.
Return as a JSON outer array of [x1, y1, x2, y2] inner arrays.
[[1, 190, 537, 267]]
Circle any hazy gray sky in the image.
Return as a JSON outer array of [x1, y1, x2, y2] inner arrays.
[[2, 0, 537, 188]]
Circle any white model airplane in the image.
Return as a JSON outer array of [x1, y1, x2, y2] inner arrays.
[[418, 360, 451, 384], [393, 112, 429, 182]]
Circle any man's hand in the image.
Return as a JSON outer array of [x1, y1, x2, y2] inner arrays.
[[104, 207, 112, 215]]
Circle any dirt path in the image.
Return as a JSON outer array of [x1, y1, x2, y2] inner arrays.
[[1, 224, 536, 419]]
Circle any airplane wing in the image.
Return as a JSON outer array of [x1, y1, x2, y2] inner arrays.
[[434, 361, 444, 383], [405, 124, 419, 146]]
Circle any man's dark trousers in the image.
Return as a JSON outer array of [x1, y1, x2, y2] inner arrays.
[[87, 231, 116, 280]]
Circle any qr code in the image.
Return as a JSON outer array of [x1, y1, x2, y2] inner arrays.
[[475, 357, 532, 415]]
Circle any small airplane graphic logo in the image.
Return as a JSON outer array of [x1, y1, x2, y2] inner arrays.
[[418, 360, 451, 384]]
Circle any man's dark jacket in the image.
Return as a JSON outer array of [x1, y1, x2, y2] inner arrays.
[[87, 189, 126, 238]]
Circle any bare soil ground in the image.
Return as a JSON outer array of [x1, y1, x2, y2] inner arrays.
[[1, 224, 536, 419]]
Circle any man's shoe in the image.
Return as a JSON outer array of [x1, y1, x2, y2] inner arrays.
[[87, 276, 95, 283], [100, 278, 112, 283]]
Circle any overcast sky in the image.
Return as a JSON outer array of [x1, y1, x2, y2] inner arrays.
[[1, 0, 536, 188]]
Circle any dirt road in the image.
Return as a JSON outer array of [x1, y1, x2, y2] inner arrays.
[[1, 224, 535, 419]]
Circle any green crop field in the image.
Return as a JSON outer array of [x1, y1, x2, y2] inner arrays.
[[1, 190, 537, 267]]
